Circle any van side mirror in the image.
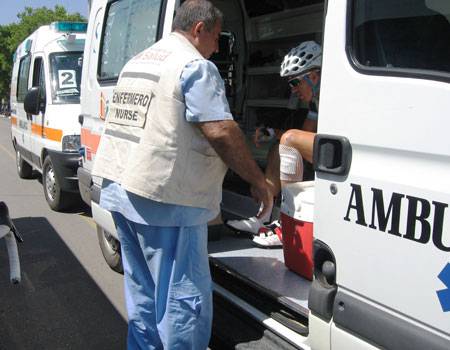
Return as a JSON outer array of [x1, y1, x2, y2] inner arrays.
[[24, 87, 45, 115]]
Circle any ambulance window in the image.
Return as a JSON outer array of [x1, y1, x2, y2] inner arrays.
[[17, 55, 31, 102], [99, 0, 164, 81], [32, 57, 46, 95], [243, 0, 323, 17], [350, 0, 450, 78], [49, 52, 83, 104]]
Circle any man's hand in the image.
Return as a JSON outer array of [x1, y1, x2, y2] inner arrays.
[[250, 180, 272, 220]]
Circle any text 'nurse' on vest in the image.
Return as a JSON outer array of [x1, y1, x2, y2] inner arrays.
[[112, 91, 151, 108], [114, 108, 139, 121]]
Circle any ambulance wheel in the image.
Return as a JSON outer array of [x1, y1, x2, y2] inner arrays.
[[42, 156, 72, 211], [97, 225, 123, 274], [16, 148, 33, 179]]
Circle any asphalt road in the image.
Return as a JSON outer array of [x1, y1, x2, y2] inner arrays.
[[0, 117, 127, 349]]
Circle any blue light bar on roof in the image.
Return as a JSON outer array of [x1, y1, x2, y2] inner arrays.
[[24, 39, 32, 52], [51, 22, 87, 33]]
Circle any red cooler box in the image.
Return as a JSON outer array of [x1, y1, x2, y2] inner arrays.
[[280, 181, 315, 280]]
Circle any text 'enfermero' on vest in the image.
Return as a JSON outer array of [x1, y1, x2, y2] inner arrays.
[[112, 91, 151, 107], [108, 89, 153, 128]]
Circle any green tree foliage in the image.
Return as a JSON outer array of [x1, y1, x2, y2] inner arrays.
[[0, 25, 14, 103], [0, 5, 86, 104]]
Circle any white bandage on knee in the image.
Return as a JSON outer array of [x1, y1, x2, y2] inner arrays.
[[279, 144, 304, 182]]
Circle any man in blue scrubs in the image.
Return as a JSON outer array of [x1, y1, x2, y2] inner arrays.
[[93, 1, 271, 349]]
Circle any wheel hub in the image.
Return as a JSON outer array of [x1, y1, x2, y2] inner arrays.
[[45, 166, 57, 201], [16, 150, 21, 172]]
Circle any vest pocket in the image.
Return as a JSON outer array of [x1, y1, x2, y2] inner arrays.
[[183, 149, 226, 197], [126, 143, 176, 188]]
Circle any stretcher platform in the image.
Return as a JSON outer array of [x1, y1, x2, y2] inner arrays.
[[208, 225, 311, 318]]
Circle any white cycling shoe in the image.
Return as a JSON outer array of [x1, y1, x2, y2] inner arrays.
[[225, 203, 273, 235], [226, 216, 265, 235], [252, 220, 283, 248]]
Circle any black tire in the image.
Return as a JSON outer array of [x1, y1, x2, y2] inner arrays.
[[97, 225, 123, 274], [15, 148, 33, 179], [42, 156, 73, 211]]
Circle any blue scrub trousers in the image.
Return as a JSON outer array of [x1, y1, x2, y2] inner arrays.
[[112, 212, 212, 350]]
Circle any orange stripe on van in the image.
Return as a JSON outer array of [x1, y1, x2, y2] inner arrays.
[[10, 119, 61, 141], [81, 127, 101, 154], [43, 127, 63, 142], [31, 123, 63, 142], [31, 123, 43, 136]]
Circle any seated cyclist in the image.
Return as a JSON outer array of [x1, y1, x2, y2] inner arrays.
[[226, 41, 321, 248]]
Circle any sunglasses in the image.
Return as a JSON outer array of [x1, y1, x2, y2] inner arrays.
[[287, 70, 318, 88], [288, 77, 302, 88]]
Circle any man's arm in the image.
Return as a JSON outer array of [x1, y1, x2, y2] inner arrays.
[[196, 120, 272, 219]]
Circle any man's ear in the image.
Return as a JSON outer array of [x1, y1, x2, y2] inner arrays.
[[192, 21, 205, 37]]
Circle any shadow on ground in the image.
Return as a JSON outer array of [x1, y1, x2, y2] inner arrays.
[[0, 216, 127, 350]]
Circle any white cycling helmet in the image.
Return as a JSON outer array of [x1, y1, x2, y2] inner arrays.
[[280, 41, 322, 78]]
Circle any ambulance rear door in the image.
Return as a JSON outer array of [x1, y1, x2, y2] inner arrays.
[[312, 0, 450, 348], [80, 0, 174, 176], [79, 0, 178, 270]]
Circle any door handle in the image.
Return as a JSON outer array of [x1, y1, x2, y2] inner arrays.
[[313, 134, 352, 176]]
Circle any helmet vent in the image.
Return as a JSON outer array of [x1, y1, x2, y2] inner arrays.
[[279, 41, 322, 77]]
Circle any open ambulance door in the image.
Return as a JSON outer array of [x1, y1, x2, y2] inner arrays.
[[313, 0, 450, 348]]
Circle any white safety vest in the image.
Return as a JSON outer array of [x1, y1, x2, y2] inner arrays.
[[92, 32, 228, 211]]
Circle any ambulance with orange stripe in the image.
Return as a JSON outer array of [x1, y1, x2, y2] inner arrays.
[[79, 0, 450, 349], [10, 22, 86, 211]]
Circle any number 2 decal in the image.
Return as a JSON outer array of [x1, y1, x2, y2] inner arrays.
[[58, 70, 77, 89]]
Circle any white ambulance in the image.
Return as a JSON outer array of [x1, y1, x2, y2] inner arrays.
[[10, 22, 86, 211], [79, 0, 450, 348]]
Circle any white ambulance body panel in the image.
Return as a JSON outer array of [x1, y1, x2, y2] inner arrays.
[[78, 1, 107, 176], [315, 0, 450, 338], [79, 0, 450, 348]]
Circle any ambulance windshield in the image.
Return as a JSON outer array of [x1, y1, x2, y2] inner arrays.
[[49, 51, 83, 104]]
